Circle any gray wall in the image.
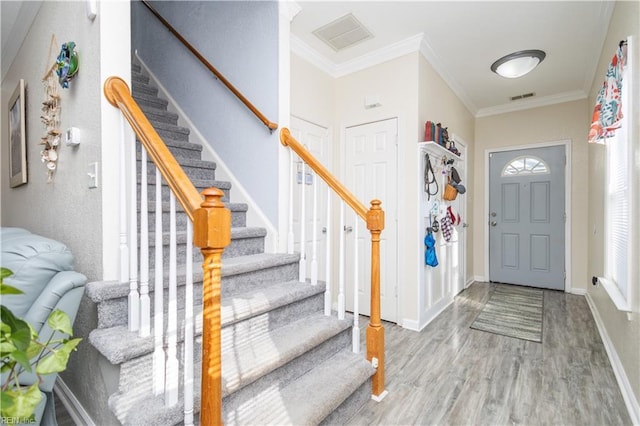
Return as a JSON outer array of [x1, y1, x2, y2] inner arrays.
[[132, 0, 280, 224], [1, 1, 103, 281]]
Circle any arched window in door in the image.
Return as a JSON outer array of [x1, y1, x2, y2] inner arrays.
[[501, 155, 549, 176]]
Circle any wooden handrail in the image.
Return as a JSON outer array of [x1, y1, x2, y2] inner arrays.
[[140, 0, 278, 132], [104, 77, 202, 219], [280, 127, 386, 398], [105, 76, 228, 423], [280, 128, 368, 220]]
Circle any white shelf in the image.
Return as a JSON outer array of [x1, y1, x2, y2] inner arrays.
[[418, 141, 461, 160]]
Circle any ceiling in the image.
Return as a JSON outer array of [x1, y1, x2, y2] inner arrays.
[[290, 1, 616, 117]]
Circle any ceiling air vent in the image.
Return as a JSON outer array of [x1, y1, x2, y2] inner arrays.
[[312, 13, 373, 52], [510, 92, 536, 101]]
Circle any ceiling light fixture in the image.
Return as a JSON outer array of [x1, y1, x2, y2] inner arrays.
[[491, 49, 546, 78]]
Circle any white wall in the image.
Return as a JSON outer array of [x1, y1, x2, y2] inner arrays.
[[474, 99, 590, 292], [587, 0, 640, 421]]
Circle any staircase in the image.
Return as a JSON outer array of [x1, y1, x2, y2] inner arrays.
[[87, 63, 375, 425]]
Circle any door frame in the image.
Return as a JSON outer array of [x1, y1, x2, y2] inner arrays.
[[483, 139, 573, 292], [341, 116, 400, 323]]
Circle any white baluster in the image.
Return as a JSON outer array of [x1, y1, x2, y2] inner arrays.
[[183, 220, 194, 425], [153, 169, 165, 396], [139, 149, 150, 337], [324, 190, 332, 316], [338, 201, 345, 320], [128, 126, 139, 332], [287, 150, 294, 254], [352, 217, 360, 353], [165, 193, 178, 406], [299, 160, 307, 282], [311, 171, 318, 285], [119, 115, 129, 286]]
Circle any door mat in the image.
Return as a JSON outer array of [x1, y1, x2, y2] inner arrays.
[[470, 285, 543, 343]]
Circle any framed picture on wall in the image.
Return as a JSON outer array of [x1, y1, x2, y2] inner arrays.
[[8, 79, 27, 187]]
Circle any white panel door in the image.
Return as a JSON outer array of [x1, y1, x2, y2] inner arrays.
[[345, 118, 398, 322], [290, 116, 329, 282]]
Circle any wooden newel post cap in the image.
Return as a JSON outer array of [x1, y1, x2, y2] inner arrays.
[[193, 187, 231, 249], [366, 199, 385, 232]]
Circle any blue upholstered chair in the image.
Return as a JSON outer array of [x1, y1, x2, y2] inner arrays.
[[1, 227, 87, 425]]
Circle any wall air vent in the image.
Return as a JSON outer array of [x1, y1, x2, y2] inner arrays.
[[510, 92, 536, 101], [312, 14, 373, 52]]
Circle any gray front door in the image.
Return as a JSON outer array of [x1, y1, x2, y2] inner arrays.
[[489, 145, 565, 290]]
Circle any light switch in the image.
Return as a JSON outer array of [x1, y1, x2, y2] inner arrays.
[[88, 162, 98, 188]]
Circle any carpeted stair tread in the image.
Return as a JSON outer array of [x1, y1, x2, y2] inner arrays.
[[89, 280, 324, 365], [133, 92, 169, 109], [220, 252, 299, 277], [148, 227, 267, 247], [221, 312, 352, 396], [231, 349, 375, 426], [136, 136, 202, 156], [138, 177, 230, 193], [138, 105, 179, 125]]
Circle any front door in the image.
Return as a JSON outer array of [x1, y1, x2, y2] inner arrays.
[[344, 118, 398, 322], [489, 145, 565, 290]]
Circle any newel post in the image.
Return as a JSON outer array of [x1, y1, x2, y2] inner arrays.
[[366, 199, 386, 399], [193, 188, 231, 425]]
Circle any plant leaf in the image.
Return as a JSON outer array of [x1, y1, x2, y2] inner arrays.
[[9, 349, 31, 373], [35, 338, 81, 375], [0, 267, 13, 281], [0, 283, 23, 295], [47, 310, 73, 335], [0, 382, 41, 420]]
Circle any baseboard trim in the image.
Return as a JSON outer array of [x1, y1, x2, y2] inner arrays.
[[585, 293, 640, 425], [403, 296, 454, 332], [54, 378, 97, 426], [371, 390, 389, 402], [569, 287, 587, 296]]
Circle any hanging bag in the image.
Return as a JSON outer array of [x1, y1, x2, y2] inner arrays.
[[443, 177, 458, 201]]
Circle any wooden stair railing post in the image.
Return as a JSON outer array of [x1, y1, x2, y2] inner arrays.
[[366, 199, 386, 398], [193, 188, 231, 426]]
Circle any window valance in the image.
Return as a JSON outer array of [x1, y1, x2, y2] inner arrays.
[[588, 40, 628, 144]]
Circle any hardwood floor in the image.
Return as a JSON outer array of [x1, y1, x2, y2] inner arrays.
[[348, 282, 632, 426]]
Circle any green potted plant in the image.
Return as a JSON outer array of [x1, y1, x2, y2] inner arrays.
[[0, 267, 81, 422]]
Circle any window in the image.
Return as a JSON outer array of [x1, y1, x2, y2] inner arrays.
[[603, 38, 633, 312], [501, 155, 549, 176]]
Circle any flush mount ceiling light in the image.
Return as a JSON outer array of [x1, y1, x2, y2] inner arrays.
[[491, 49, 546, 78]]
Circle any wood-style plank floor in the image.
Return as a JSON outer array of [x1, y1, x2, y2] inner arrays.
[[348, 281, 632, 426]]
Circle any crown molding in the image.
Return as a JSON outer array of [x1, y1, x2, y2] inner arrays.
[[475, 89, 588, 118], [290, 34, 337, 76], [291, 32, 425, 78], [418, 35, 478, 116], [333, 32, 424, 77]]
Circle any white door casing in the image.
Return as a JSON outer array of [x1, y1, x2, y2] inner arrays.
[[344, 118, 398, 322]]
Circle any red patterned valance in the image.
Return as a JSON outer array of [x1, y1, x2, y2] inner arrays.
[[588, 41, 628, 144]]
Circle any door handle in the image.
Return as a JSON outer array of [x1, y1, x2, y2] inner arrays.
[[322, 227, 327, 234], [462, 223, 469, 228], [490, 221, 497, 227], [344, 225, 353, 233]]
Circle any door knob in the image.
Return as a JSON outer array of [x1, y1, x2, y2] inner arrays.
[[490, 221, 497, 227], [322, 227, 327, 234]]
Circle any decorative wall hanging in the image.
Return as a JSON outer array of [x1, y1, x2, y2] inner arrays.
[[41, 35, 63, 182], [56, 41, 79, 89], [8, 79, 27, 188]]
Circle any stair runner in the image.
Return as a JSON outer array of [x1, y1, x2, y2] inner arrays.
[[86, 63, 374, 425]]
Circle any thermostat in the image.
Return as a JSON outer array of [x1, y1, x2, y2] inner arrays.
[[64, 127, 80, 146]]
